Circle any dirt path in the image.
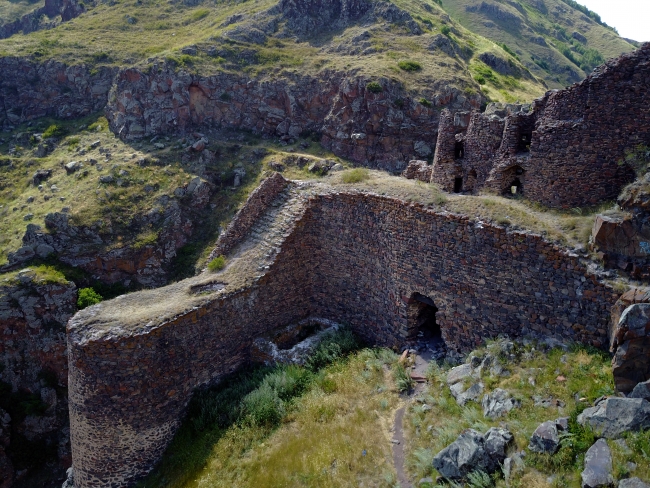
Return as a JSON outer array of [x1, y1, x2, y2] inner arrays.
[[392, 405, 411, 488], [391, 335, 445, 487]]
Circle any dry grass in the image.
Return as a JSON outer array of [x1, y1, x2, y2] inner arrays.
[[138, 348, 402, 488]]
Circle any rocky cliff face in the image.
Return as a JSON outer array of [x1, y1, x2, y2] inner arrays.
[[106, 65, 479, 172], [4, 177, 212, 288], [0, 57, 115, 129], [0, 0, 86, 40], [0, 274, 77, 486]]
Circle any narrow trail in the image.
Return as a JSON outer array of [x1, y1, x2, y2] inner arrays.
[[391, 334, 446, 487], [392, 406, 411, 488]]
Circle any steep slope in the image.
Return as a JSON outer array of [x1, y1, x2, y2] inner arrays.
[[440, 0, 637, 87]]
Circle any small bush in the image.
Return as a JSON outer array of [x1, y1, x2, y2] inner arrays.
[[208, 255, 226, 272], [341, 168, 370, 184], [42, 124, 67, 139], [441, 25, 451, 36], [241, 383, 285, 426], [475, 75, 486, 85], [398, 60, 422, 72], [419, 98, 432, 107], [366, 81, 383, 93], [77, 287, 102, 309]]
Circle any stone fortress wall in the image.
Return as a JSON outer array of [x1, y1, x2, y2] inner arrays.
[[67, 177, 619, 487], [420, 43, 650, 208]]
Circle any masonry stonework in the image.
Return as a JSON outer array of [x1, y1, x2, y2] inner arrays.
[[68, 180, 619, 487], [416, 43, 650, 207]]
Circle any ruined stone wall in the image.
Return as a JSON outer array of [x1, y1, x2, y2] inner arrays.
[[461, 112, 505, 191], [210, 172, 290, 258], [0, 58, 116, 129], [67, 214, 318, 487], [67, 190, 619, 487], [428, 43, 649, 206]]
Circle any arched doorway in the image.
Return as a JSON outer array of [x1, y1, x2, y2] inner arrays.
[[408, 293, 445, 357], [501, 165, 525, 196]]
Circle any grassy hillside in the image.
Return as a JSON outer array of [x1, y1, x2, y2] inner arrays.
[[0, 0, 550, 104], [0, 0, 44, 25], [440, 0, 636, 88]]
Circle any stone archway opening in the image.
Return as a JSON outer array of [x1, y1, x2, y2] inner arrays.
[[454, 177, 463, 193], [410, 293, 441, 342], [501, 165, 525, 197], [518, 132, 532, 152], [455, 141, 465, 159]]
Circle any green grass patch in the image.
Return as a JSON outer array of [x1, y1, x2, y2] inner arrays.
[[398, 60, 422, 72], [207, 255, 226, 272], [42, 124, 67, 139], [341, 168, 370, 184]]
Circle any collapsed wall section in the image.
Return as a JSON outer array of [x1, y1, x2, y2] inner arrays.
[[67, 189, 618, 487]]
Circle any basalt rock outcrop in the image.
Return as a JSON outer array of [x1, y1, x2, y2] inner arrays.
[[3, 177, 212, 288], [0, 57, 115, 129], [0, 0, 86, 40], [106, 65, 478, 172], [0, 273, 77, 486], [67, 175, 619, 487]]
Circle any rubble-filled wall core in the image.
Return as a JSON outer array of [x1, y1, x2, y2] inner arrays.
[[67, 180, 619, 487], [420, 43, 650, 207]]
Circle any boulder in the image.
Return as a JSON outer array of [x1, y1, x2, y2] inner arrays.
[[446, 363, 475, 385], [64, 161, 82, 174], [432, 427, 512, 480], [581, 439, 613, 488], [450, 381, 484, 406], [482, 388, 520, 419], [529, 420, 560, 454], [629, 380, 650, 400], [619, 478, 650, 488], [611, 303, 650, 393], [577, 397, 650, 438], [32, 169, 52, 185]]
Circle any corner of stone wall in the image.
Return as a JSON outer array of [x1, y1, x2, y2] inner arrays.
[[210, 172, 290, 258]]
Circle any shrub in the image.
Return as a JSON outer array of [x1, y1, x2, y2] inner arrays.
[[441, 25, 451, 36], [241, 383, 285, 426], [208, 255, 226, 272], [393, 363, 414, 392], [263, 366, 311, 400], [398, 60, 422, 72], [419, 98, 432, 107], [42, 124, 67, 139], [366, 81, 383, 93], [77, 287, 102, 309], [341, 168, 370, 184], [475, 75, 486, 85], [305, 327, 359, 371]]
